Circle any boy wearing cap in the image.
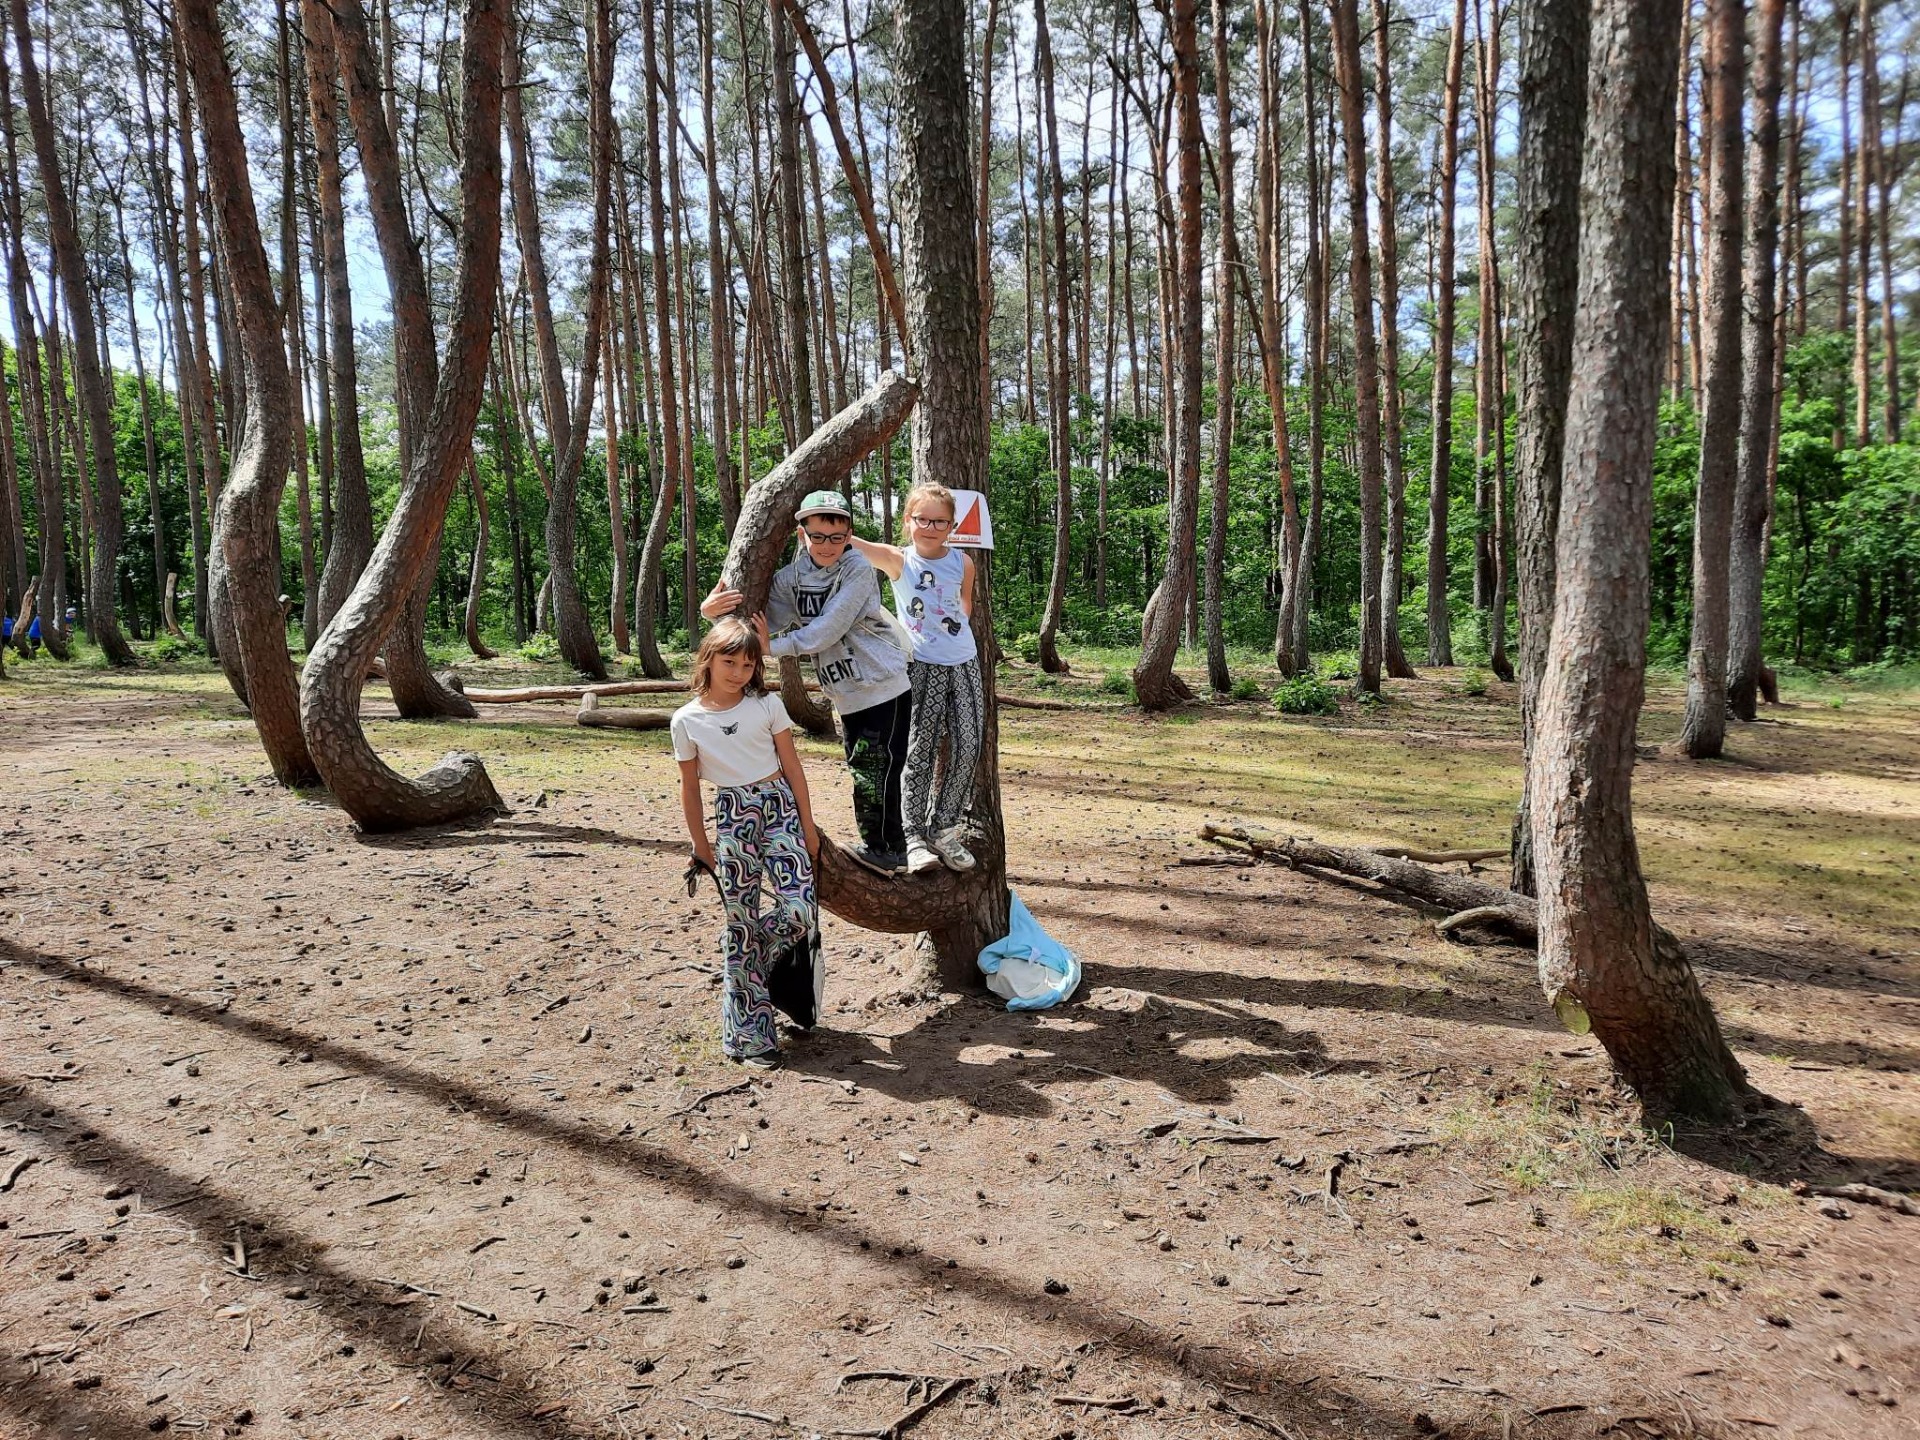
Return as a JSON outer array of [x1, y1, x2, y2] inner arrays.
[[702, 491, 912, 872]]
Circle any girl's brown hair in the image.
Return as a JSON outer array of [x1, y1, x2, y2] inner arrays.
[[691, 616, 767, 698], [898, 482, 957, 542]]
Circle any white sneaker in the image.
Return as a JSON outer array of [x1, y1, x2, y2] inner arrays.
[[905, 840, 942, 874], [931, 829, 976, 871]]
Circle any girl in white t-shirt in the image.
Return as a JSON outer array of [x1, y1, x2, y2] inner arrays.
[[672, 618, 820, 1070]]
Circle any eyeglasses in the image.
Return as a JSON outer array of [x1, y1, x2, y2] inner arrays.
[[804, 530, 850, 544], [909, 515, 952, 530]]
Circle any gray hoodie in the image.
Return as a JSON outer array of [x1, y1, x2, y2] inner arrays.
[[766, 550, 911, 716]]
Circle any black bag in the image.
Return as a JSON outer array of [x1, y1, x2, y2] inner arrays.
[[765, 923, 824, 1031]]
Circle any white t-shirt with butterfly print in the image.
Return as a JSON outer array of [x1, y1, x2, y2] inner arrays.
[[670, 691, 792, 789]]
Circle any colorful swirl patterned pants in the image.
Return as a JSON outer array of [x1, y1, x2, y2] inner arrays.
[[712, 776, 817, 1059]]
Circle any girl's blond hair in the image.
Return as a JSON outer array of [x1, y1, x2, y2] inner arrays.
[[899, 482, 958, 542], [691, 616, 767, 698]]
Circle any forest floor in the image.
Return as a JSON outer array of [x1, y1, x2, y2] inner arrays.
[[0, 645, 1916, 1440]]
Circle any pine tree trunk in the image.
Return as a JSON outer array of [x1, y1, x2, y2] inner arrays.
[[10, 0, 133, 664], [1530, 0, 1748, 1125], [1427, 0, 1466, 667], [771, 0, 814, 440], [1330, 0, 1386, 696], [1204, 0, 1235, 695], [176, 0, 319, 784], [1133, 0, 1203, 710], [1679, 0, 1744, 760], [1726, 0, 1785, 723], [1372, 0, 1415, 682], [274, 0, 319, 652], [1034, 0, 1073, 676], [303, 0, 371, 637], [299, 0, 508, 831], [1508, 0, 1588, 894]]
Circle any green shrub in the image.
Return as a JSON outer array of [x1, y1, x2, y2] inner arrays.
[[1273, 672, 1339, 715], [147, 633, 196, 664], [519, 632, 560, 663], [1460, 667, 1489, 697], [1098, 669, 1133, 698], [1230, 676, 1265, 702], [1012, 632, 1042, 664], [1034, 672, 1059, 691]]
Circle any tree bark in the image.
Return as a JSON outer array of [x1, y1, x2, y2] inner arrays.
[[1508, 0, 1589, 894], [1426, 1, 1466, 667], [304, 0, 371, 637], [1678, 0, 1744, 760], [463, 459, 497, 660], [299, 0, 508, 831], [1329, 0, 1386, 697], [771, 0, 813, 440], [1371, 0, 1415, 682], [1133, 0, 1203, 711], [176, 0, 320, 785], [9, 0, 133, 665], [1034, 0, 1073, 676], [1529, 0, 1748, 1124], [1726, 0, 1784, 723], [1204, 0, 1235, 696]]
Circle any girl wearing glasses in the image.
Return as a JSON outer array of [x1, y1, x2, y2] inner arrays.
[[847, 483, 982, 875], [701, 491, 913, 872]]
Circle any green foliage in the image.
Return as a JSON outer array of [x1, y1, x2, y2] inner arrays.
[[1012, 631, 1042, 663], [1273, 672, 1340, 715], [1230, 676, 1264, 702], [1097, 669, 1134, 699]]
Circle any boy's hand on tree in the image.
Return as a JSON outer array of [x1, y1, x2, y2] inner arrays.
[[752, 612, 772, 650]]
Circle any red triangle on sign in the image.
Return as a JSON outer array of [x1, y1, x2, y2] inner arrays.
[[951, 496, 982, 541]]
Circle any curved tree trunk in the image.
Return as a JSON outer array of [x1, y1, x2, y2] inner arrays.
[[1133, 0, 1203, 711], [304, 0, 371, 636], [1509, 0, 1589, 894], [1426, 0, 1467, 667], [176, 0, 319, 785], [299, 0, 508, 831], [1371, 0, 1415, 682], [1678, 0, 1744, 759], [1530, 0, 1747, 1124], [1726, 0, 1785, 723], [9, 0, 133, 666]]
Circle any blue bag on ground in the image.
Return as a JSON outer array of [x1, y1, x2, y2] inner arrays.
[[977, 892, 1080, 1010]]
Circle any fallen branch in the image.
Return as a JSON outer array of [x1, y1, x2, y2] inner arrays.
[[1369, 845, 1506, 864], [0, 1156, 41, 1192], [833, 1377, 971, 1439], [1207, 1396, 1296, 1437], [1434, 905, 1524, 939], [457, 679, 689, 704], [835, 1370, 964, 1393], [576, 693, 672, 731], [1052, 1394, 1142, 1409], [1808, 1183, 1919, 1216], [996, 693, 1076, 711], [671, 1079, 753, 1116]]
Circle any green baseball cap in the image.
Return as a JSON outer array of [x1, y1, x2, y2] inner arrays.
[[796, 490, 852, 522]]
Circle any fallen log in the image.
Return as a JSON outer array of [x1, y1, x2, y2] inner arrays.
[[996, 693, 1077, 711], [1368, 845, 1506, 864], [459, 678, 691, 704], [576, 693, 671, 731], [1200, 823, 1537, 942]]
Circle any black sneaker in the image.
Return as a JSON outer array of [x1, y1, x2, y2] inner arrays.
[[847, 844, 907, 875]]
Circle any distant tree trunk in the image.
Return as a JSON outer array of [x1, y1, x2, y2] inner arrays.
[[1204, 0, 1235, 695], [702, 0, 739, 531], [299, 0, 508, 831], [1530, 0, 1749, 1124], [1508, 0, 1589, 894], [1252, 0, 1301, 673], [1034, 0, 1073, 676], [1330, 0, 1386, 696], [274, 0, 318, 652], [632, 0, 684, 679], [463, 459, 497, 659], [1133, 0, 1202, 710], [771, 0, 814, 440], [303, 0, 370, 636], [1679, 0, 1744, 760], [10, 0, 133, 665], [1726, 0, 1785, 723], [1291, 0, 1327, 675], [1860, 5, 1897, 442], [1371, 0, 1415, 682], [175, 0, 318, 784], [1469, 0, 1499, 621], [1427, 0, 1467, 667], [503, 6, 607, 680], [976, 0, 999, 430], [0, 46, 64, 660]]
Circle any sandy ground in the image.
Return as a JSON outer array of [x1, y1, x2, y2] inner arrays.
[[0, 657, 1914, 1440]]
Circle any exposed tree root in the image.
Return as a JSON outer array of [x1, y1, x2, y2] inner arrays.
[[1434, 905, 1523, 939]]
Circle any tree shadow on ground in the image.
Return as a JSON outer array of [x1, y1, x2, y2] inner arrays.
[[354, 817, 686, 855], [0, 938, 1480, 1440]]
